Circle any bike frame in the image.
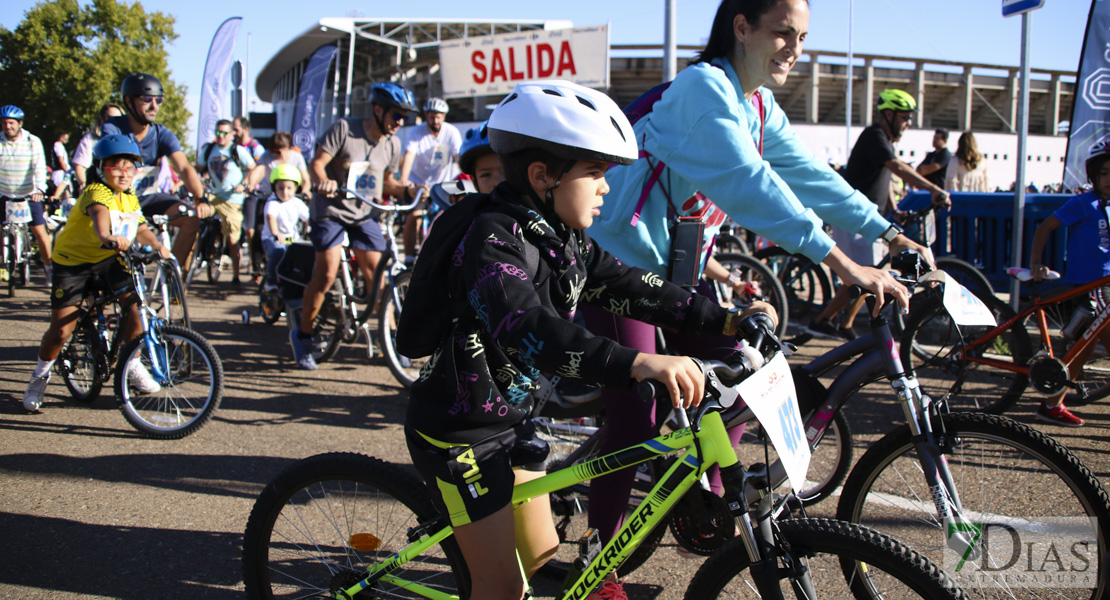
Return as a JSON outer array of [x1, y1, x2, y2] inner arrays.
[[341, 409, 800, 600], [956, 274, 1110, 379], [724, 299, 978, 554]]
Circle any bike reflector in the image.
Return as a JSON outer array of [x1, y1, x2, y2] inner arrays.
[[920, 270, 997, 327], [736, 353, 811, 494]]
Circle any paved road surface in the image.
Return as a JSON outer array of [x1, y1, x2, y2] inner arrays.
[[1, 274, 1107, 599]]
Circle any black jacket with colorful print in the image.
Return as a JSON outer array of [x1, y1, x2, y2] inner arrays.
[[405, 183, 731, 444]]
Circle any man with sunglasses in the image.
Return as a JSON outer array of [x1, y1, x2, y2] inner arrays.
[[197, 119, 258, 286], [290, 82, 418, 370], [101, 73, 210, 270]]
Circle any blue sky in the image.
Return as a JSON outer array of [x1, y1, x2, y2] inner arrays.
[[1, 0, 1088, 143]]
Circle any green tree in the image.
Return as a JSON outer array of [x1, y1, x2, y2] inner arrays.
[[0, 0, 188, 149]]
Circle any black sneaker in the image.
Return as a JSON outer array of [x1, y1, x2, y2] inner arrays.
[[806, 320, 845, 340], [837, 326, 858, 341]]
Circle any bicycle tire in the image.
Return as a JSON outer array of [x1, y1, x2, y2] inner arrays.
[[836, 411, 1110, 600], [714, 252, 790, 339], [242, 452, 470, 600], [7, 236, 16, 297], [356, 255, 393, 325], [379, 271, 429, 388], [715, 232, 750, 255], [901, 288, 1032, 414], [753, 246, 834, 325], [59, 320, 105, 403], [935, 257, 995, 305], [734, 409, 852, 507], [257, 283, 283, 325], [114, 325, 224, 439], [310, 296, 344, 364], [684, 517, 967, 599]]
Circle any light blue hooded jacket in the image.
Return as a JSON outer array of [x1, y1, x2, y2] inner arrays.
[[588, 57, 890, 276]]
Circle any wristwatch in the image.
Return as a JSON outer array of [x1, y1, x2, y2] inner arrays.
[[879, 223, 904, 246]]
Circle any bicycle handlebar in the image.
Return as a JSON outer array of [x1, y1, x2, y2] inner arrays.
[[635, 313, 782, 411], [337, 187, 425, 213], [99, 242, 162, 265]]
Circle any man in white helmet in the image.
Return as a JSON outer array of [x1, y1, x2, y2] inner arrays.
[[401, 80, 776, 600], [398, 97, 460, 264]]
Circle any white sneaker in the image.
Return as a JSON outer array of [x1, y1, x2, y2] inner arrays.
[[23, 373, 50, 412], [127, 360, 162, 394]]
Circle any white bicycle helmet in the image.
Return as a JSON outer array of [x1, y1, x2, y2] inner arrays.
[[487, 80, 637, 166], [423, 97, 449, 114]]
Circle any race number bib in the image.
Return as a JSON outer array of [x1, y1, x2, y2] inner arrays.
[[430, 144, 450, 168], [5, 200, 32, 224], [346, 161, 383, 202], [920, 270, 997, 327], [109, 209, 142, 241], [132, 166, 160, 197], [736, 353, 811, 494]]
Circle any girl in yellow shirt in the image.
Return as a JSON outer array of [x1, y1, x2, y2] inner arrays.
[[23, 134, 170, 412]]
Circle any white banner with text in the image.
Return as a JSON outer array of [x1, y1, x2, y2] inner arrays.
[[438, 25, 610, 99]]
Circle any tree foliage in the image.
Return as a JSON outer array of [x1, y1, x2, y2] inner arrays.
[[0, 0, 189, 148]]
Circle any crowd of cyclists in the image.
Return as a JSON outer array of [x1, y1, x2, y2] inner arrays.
[[4, 0, 1110, 596]]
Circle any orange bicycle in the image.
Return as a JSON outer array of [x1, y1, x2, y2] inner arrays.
[[900, 267, 1110, 413]]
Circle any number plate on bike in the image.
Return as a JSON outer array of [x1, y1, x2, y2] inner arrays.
[[736, 353, 811, 493], [5, 200, 32, 224], [921, 270, 996, 327]]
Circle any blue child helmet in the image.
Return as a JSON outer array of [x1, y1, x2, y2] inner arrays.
[[458, 121, 492, 176], [0, 105, 25, 120], [370, 83, 418, 113], [93, 134, 142, 163]]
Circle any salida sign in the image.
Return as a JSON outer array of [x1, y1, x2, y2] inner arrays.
[[439, 25, 609, 99]]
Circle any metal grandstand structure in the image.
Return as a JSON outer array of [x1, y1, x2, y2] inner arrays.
[[256, 18, 1075, 138]]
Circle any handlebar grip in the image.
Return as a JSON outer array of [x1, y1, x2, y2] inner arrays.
[[100, 241, 118, 250], [636, 379, 667, 402]]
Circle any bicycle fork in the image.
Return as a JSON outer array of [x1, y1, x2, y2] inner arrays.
[[724, 464, 817, 599], [893, 367, 979, 558], [873, 304, 979, 558]]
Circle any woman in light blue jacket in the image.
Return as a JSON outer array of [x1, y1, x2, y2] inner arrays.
[[583, 0, 935, 567]]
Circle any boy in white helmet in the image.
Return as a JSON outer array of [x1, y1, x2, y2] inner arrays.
[[402, 80, 776, 600]]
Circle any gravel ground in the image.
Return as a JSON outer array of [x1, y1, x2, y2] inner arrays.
[[1, 273, 1107, 599]]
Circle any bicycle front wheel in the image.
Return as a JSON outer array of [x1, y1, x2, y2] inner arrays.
[[685, 517, 966, 599], [714, 252, 789, 339], [901, 288, 1032, 414], [836, 412, 1109, 600], [379, 271, 429, 388], [114, 325, 224, 439], [242, 452, 470, 600]]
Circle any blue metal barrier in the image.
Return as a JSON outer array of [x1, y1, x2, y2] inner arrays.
[[899, 191, 1071, 293]]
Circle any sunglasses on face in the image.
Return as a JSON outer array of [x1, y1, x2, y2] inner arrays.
[[215, 130, 232, 137], [103, 165, 138, 176], [140, 95, 164, 106], [387, 110, 407, 122]]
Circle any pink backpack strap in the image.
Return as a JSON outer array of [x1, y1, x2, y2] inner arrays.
[[630, 150, 667, 227]]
